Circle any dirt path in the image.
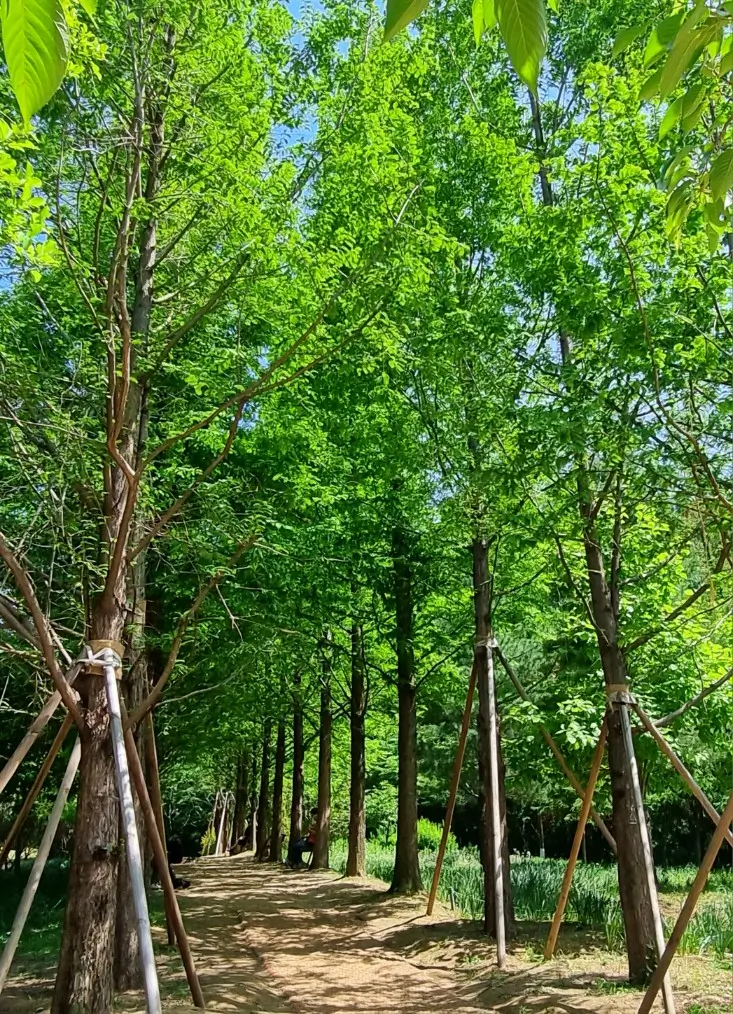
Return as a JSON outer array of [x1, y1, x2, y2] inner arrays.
[[4, 854, 729, 1013], [177, 856, 645, 1014]]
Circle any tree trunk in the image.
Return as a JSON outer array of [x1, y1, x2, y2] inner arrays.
[[233, 749, 249, 845], [248, 752, 259, 852], [269, 716, 286, 862], [583, 528, 657, 982], [52, 641, 122, 1014], [255, 722, 272, 860], [473, 537, 514, 937], [390, 527, 422, 894], [347, 622, 366, 877], [529, 92, 658, 985], [288, 672, 304, 858], [312, 637, 332, 870]]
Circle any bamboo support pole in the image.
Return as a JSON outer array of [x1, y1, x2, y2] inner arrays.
[[632, 702, 733, 849], [0, 737, 81, 994], [104, 655, 162, 1014], [545, 717, 607, 959], [144, 713, 175, 946], [123, 723, 206, 1009], [618, 700, 675, 1014], [0, 689, 64, 796], [637, 785, 733, 1014], [426, 663, 477, 916], [495, 646, 617, 855], [0, 713, 74, 867], [486, 644, 506, 969]]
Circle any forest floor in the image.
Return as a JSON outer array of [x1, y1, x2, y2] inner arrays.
[[3, 852, 731, 1013]]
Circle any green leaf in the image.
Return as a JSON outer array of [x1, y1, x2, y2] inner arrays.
[[496, 0, 547, 93], [639, 66, 663, 100], [613, 22, 647, 59], [659, 96, 683, 138], [681, 82, 706, 131], [483, 0, 497, 31], [384, 0, 429, 42], [1, 0, 68, 124], [720, 48, 733, 75], [660, 6, 717, 98], [79, 0, 96, 16], [546, 0, 557, 12], [643, 12, 685, 68], [473, 0, 483, 45], [709, 148, 733, 202]]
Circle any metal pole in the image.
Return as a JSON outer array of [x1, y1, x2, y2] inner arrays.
[[104, 653, 162, 1014], [545, 717, 607, 959], [637, 784, 733, 1014], [0, 738, 81, 993], [618, 700, 675, 1014], [426, 663, 477, 916], [123, 723, 206, 1008], [486, 643, 506, 968]]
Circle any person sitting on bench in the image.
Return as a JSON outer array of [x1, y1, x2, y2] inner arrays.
[[290, 808, 318, 868]]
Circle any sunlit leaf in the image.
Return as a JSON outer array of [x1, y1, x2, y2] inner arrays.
[[612, 22, 647, 59], [384, 0, 429, 42], [1, 0, 68, 123], [495, 0, 547, 93], [709, 148, 733, 202], [639, 66, 663, 100], [659, 96, 683, 138]]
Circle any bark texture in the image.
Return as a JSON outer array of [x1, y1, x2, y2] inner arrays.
[[346, 622, 367, 877], [288, 672, 304, 858], [390, 527, 422, 894], [473, 538, 514, 937], [269, 717, 286, 862], [312, 638, 332, 870], [255, 722, 272, 860]]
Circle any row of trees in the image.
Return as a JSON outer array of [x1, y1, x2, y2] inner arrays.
[[1, 0, 732, 1009]]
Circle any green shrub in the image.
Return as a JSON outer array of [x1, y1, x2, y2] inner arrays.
[[416, 818, 456, 852]]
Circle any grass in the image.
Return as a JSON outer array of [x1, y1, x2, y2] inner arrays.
[[0, 858, 68, 962], [330, 841, 733, 963], [0, 858, 168, 966]]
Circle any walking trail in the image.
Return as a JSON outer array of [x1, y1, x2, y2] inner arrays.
[[4, 853, 726, 1013]]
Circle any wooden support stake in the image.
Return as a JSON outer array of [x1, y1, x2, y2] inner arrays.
[[486, 644, 506, 968], [0, 713, 74, 867], [637, 784, 733, 1014], [144, 713, 175, 946], [104, 655, 162, 1014], [426, 663, 477, 916], [633, 702, 733, 849], [495, 646, 617, 855], [545, 716, 607, 959], [123, 722, 206, 1009], [618, 701, 675, 1014], [0, 677, 74, 797], [0, 737, 81, 994]]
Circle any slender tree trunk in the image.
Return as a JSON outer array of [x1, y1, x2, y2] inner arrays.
[[255, 722, 272, 860], [233, 749, 249, 845], [289, 672, 304, 859], [390, 527, 422, 894], [346, 622, 366, 877], [248, 752, 259, 852], [312, 637, 332, 870], [582, 528, 657, 982], [473, 538, 514, 937], [269, 716, 286, 862], [529, 91, 658, 984]]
